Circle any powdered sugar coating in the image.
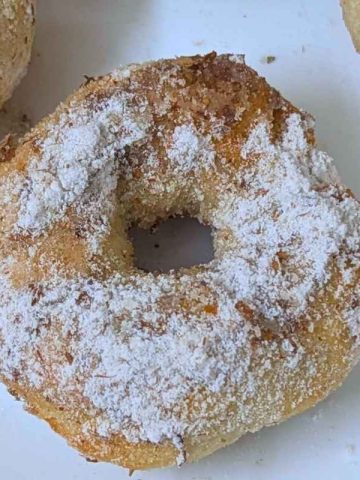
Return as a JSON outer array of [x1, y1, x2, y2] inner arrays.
[[167, 124, 216, 174], [11, 95, 149, 250], [210, 115, 359, 321], [0, 55, 359, 458]]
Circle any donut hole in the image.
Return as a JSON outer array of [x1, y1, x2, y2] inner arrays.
[[128, 216, 214, 273]]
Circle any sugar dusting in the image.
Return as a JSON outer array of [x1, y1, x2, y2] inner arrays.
[[11, 95, 149, 250], [0, 56, 359, 458], [212, 115, 359, 322], [168, 124, 216, 173]]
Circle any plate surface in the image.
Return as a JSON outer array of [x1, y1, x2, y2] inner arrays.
[[1, 1, 360, 479]]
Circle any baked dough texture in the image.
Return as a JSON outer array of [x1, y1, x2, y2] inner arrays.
[[0, 0, 35, 108], [341, 0, 360, 52], [0, 53, 359, 469]]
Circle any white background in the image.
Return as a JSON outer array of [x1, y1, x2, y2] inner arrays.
[[1, 1, 360, 479]]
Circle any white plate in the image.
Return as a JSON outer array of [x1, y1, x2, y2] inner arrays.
[[1, 1, 360, 479]]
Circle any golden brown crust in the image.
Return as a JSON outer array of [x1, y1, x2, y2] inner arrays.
[[0, 0, 35, 108], [2, 271, 357, 469], [0, 53, 359, 470], [341, 0, 360, 52]]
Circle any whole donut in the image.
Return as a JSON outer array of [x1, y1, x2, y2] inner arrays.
[[0, 0, 35, 108], [0, 53, 359, 470]]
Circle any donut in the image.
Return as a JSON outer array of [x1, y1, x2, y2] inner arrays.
[[0, 0, 35, 108], [341, 0, 360, 53], [0, 53, 359, 470]]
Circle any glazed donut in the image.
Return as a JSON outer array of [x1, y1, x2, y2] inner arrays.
[[0, 53, 359, 470], [0, 0, 35, 108]]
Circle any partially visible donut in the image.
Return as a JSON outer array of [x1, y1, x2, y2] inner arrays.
[[341, 0, 360, 52], [0, 53, 359, 470], [0, 0, 35, 108]]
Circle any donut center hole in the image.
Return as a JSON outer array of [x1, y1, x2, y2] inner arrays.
[[129, 216, 214, 273]]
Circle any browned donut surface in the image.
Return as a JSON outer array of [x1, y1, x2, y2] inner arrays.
[[0, 53, 359, 469], [0, 0, 35, 108]]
